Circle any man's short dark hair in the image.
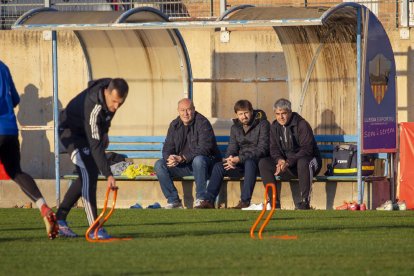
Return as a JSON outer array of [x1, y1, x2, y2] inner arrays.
[[108, 78, 129, 98], [234, 99, 253, 113]]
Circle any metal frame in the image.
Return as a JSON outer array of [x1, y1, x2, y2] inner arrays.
[[11, 3, 396, 205]]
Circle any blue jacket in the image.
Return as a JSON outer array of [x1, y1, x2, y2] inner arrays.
[[0, 61, 20, 135]]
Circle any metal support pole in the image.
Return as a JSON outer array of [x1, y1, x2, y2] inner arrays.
[[356, 7, 363, 204], [52, 30, 60, 207], [401, 0, 409, 27], [220, 0, 227, 15]]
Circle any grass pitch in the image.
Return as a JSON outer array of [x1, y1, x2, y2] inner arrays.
[[1, 208, 414, 275]]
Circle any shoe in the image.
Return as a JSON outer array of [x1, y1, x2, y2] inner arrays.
[[164, 200, 183, 209], [42, 209, 58, 240], [147, 202, 161, 209], [359, 203, 367, 211], [349, 202, 360, 211], [231, 200, 250, 209], [242, 203, 263, 211], [396, 200, 407, 211], [89, 227, 111, 240], [242, 203, 273, 211], [376, 200, 393, 211], [335, 201, 351, 210], [57, 220, 78, 238], [194, 199, 202, 208], [130, 203, 143, 209], [194, 200, 215, 209], [295, 200, 311, 210]]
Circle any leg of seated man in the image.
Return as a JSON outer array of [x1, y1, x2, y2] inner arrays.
[[239, 158, 258, 207], [296, 157, 321, 206], [191, 155, 212, 201], [154, 159, 192, 208], [200, 161, 227, 208]]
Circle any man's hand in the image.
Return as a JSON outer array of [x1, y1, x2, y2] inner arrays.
[[107, 175, 117, 190], [223, 155, 239, 170], [275, 159, 289, 175], [166, 155, 185, 167]]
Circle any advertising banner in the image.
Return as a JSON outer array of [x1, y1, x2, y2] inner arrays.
[[362, 10, 397, 153]]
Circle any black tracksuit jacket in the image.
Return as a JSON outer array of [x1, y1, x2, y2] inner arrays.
[[59, 78, 114, 177]]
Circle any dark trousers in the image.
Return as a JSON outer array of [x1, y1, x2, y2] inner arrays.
[[206, 158, 258, 203], [56, 129, 99, 226], [259, 157, 321, 202], [0, 135, 43, 201]]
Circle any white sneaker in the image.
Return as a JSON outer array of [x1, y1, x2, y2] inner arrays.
[[397, 200, 407, 211], [376, 200, 393, 211], [194, 199, 202, 208], [242, 203, 263, 211], [164, 200, 183, 209], [266, 203, 271, 210], [241, 203, 273, 211]]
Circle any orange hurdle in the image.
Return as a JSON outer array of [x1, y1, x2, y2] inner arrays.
[[250, 183, 277, 239], [250, 183, 298, 240], [85, 186, 131, 242]]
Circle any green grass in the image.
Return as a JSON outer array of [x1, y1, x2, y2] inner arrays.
[[1, 208, 414, 275]]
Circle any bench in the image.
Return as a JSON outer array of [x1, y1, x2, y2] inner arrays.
[[62, 134, 389, 183]]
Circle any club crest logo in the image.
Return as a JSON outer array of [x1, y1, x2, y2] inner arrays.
[[82, 147, 90, 156], [369, 54, 391, 105]]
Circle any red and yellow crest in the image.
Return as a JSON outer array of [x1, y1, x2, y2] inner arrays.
[[369, 54, 391, 105]]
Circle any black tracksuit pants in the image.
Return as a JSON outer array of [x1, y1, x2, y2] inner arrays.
[[56, 129, 99, 226], [259, 156, 322, 203]]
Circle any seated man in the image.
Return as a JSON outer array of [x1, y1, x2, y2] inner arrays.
[[197, 99, 270, 209], [259, 98, 322, 210], [154, 98, 221, 209]]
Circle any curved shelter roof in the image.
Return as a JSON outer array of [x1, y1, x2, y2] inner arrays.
[[220, 4, 397, 163], [14, 7, 192, 135], [220, 4, 362, 132]]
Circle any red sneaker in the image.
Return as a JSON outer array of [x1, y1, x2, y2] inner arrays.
[[349, 202, 360, 211], [359, 203, 367, 211], [335, 201, 350, 210], [42, 207, 59, 240]]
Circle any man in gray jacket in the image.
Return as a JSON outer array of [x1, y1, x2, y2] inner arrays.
[[259, 98, 321, 210], [196, 99, 270, 209]]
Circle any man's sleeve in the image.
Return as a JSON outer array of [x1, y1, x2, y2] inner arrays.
[[286, 120, 315, 166], [6, 66, 20, 107], [225, 126, 239, 158], [181, 120, 216, 162], [239, 120, 270, 163], [162, 123, 176, 160], [84, 103, 112, 177], [270, 125, 285, 162]]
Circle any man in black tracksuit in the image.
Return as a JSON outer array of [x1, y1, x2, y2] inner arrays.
[[259, 98, 321, 210], [197, 99, 270, 209], [56, 78, 128, 238]]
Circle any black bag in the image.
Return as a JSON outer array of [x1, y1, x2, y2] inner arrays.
[[106, 152, 126, 166], [326, 144, 375, 176]]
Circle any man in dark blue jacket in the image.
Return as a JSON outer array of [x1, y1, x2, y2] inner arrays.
[[197, 99, 270, 209], [154, 98, 221, 209], [259, 98, 321, 210], [0, 60, 58, 239], [56, 78, 128, 238]]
